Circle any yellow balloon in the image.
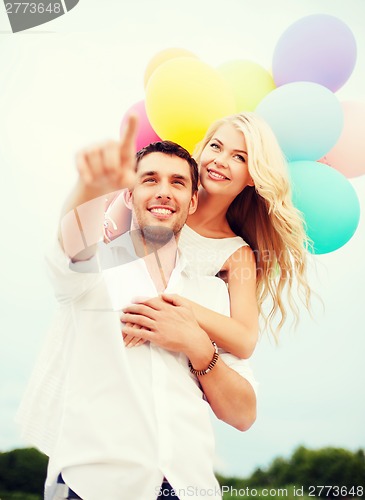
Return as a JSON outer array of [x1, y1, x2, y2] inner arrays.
[[144, 48, 198, 89], [146, 58, 236, 153], [218, 60, 276, 112]]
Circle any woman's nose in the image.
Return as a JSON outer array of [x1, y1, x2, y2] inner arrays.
[[214, 155, 229, 168]]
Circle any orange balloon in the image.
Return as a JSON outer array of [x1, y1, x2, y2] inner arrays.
[[144, 48, 198, 89]]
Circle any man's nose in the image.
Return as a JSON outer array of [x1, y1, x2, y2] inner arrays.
[[155, 181, 172, 200]]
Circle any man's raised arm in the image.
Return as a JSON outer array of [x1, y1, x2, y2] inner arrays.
[[59, 115, 138, 261]]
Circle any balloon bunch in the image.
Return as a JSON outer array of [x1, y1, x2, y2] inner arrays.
[[121, 15, 362, 254]]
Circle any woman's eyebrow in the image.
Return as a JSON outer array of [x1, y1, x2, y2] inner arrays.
[[212, 137, 247, 155], [211, 137, 223, 145]]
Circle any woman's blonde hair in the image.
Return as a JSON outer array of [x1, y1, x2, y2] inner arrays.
[[193, 112, 312, 337]]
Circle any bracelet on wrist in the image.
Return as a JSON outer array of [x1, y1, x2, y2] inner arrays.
[[188, 341, 219, 376]]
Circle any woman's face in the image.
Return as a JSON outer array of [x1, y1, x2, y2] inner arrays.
[[199, 123, 254, 199]]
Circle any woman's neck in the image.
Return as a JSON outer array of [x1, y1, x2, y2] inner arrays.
[[187, 188, 234, 235]]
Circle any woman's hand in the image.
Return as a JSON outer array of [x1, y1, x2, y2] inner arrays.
[[160, 293, 189, 308], [121, 322, 148, 348], [120, 295, 211, 358]]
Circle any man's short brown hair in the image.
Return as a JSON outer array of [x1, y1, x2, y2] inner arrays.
[[136, 141, 199, 194]]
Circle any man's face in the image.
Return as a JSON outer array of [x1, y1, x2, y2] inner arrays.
[[126, 152, 198, 242]]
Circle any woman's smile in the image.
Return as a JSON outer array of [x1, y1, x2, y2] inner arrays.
[[207, 168, 230, 181]]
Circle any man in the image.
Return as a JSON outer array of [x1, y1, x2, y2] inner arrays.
[[18, 117, 257, 500]]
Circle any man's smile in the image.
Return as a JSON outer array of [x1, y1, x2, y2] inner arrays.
[[148, 205, 176, 219]]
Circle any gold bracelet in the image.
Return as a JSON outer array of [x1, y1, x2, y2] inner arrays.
[[188, 342, 219, 376]]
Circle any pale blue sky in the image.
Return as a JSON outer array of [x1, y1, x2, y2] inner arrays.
[[0, 0, 364, 478]]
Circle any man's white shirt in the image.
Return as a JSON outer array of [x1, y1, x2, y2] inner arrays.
[[17, 233, 258, 500]]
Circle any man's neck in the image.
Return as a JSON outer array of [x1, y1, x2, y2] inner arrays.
[[130, 229, 179, 293]]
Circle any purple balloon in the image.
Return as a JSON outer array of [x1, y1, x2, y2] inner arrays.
[[273, 14, 357, 92], [120, 100, 160, 151]]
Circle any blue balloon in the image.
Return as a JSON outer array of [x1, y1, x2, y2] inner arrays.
[[288, 161, 360, 254], [256, 82, 343, 161]]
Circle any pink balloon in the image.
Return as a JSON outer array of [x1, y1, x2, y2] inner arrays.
[[120, 100, 161, 151], [320, 101, 365, 178]]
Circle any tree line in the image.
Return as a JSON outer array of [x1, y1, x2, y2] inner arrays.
[[217, 446, 365, 497], [0, 445, 364, 499]]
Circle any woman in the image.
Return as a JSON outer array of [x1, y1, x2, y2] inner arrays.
[[106, 112, 312, 358]]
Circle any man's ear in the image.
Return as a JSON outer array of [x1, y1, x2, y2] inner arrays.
[[188, 191, 198, 215], [124, 189, 133, 210]]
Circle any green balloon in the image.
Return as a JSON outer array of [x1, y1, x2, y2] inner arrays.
[[288, 160, 360, 254]]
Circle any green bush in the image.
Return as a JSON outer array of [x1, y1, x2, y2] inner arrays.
[[0, 448, 47, 494]]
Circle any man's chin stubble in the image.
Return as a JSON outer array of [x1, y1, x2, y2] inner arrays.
[[140, 226, 177, 246]]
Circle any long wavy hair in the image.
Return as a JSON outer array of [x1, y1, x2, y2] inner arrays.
[[193, 112, 312, 337]]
